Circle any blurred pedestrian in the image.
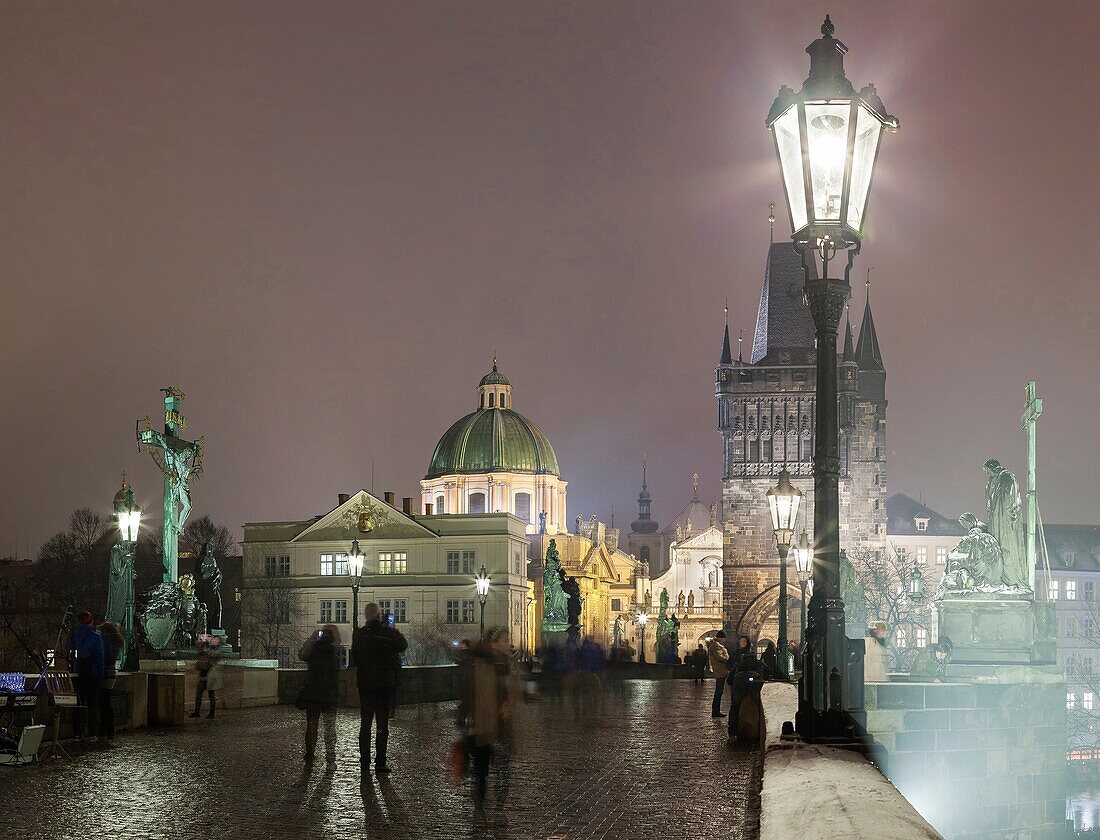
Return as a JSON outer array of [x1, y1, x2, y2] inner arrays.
[[910, 637, 952, 682], [97, 621, 124, 741], [759, 639, 779, 680], [864, 621, 889, 683], [727, 635, 763, 744], [299, 624, 341, 764], [190, 635, 223, 719], [690, 643, 708, 684], [71, 611, 104, 740], [706, 631, 730, 718], [460, 627, 521, 827], [351, 602, 407, 774]]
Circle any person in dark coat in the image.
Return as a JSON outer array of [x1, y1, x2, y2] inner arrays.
[[726, 635, 763, 740], [71, 611, 104, 740], [97, 621, 124, 741], [759, 640, 779, 681], [300, 624, 341, 763], [690, 644, 708, 684], [351, 602, 408, 774]]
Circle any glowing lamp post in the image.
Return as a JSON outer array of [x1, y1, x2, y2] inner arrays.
[[767, 469, 802, 680], [767, 16, 898, 741], [794, 530, 813, 655], [348, 540, 365, 628], [114, 483, 142, 671], [909, 565, 924, 600], [637, 611, 649, 664], [474, 566, 491, 639]]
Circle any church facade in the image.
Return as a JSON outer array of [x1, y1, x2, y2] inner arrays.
[[716, 242, 887, 638]]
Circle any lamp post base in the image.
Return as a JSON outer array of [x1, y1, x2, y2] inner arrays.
[[796, 597, 864, 744]]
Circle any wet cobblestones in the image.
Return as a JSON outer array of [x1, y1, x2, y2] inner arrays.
[[0, 680, 759, 840]]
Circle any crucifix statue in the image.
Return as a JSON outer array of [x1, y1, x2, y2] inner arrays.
[[137, 388, 204, 583], [1021, 380, 1043, 594]]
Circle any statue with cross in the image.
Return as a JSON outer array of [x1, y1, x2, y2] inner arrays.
[[137, 388, 204, 583], [1021, 380, 1043, 593]]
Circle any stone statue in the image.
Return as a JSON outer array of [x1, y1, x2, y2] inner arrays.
[[659, 588, 669, 615], [562, 573, 582, 628], [943, 513, 1004, 592], [687, 590, 695, 611], [138, 388, 204, 583], [105, 542, 130, 625], [538, 510, 547, 534], [644, 589, 652, 611], [613, 614, 624, 647], [984, 459, 1029, 591], [677, 590, 686, 611], [542, 540, 569, 632], [200, 543, 223, 631], [175, 574, 207, 648]]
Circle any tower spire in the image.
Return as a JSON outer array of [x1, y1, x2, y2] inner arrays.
[[768, 201, 776, 245], [738, 330, 744, 364], [631, 454, 658, 534], [842, 304, 855, 361], [854, 273, 883, 372], [720, 301, 733, 365]]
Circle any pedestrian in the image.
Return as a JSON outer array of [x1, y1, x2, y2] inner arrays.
[[759, 639, 779, 680], [460, 627, 521, 827], [71, 611, 104, 740], [97, 621, 124, 741], [706, 631, 730, 718], [690, 644, 708, 684], [299, 624, 341, 764], [727, 635, 764, 743], [910, 636, 952, 682], [351, 602, 407, 774], [863, 621, 889, 683], [190, 635, 223, 719]]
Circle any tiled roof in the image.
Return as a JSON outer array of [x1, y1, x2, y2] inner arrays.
[[1042, 525, 1100, 572], [886, 493, 967, 537], [750, 243, 816, 364]]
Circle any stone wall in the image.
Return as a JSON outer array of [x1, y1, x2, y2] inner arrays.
[[865, 676, 1067, 839]]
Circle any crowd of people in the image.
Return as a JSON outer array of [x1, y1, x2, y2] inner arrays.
[[69, 611, 125, 742]]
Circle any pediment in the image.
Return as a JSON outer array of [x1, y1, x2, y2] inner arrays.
[[291, 490, 437, 543], [677, 525, 724, 551]]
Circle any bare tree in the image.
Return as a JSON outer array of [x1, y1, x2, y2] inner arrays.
[[406, 616, 464, 665], [34, 521, 111, 618], [68, 508, 106, 552], [180, 515, 237, 561], [847, 544, 934, 671], [239, 581, 303, 666], [1066, 597, 1100, 753]]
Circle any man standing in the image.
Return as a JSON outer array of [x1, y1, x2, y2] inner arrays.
[[351, 602, 407, 774], [706, 630, 730, 718], [71, 611, 104, 739]]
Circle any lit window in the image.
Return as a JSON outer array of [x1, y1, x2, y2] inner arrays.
[[319, 600, 333, 623], [378, 552, 407, 575], [1049, 579, 1059, 601], [1084, 693, 1094, 711], [1067, 692, 1077, 710], [1066, 580, 1077, 601], [915, 627, 927, 648], [894, 627, 907, 648], [915, 517, 928, 532], [334, 600, 347, 624], [915, 547, 927, 565], [936, 547, 948, 565], [462, 599, 476, 623], [320, 553, 349, 576]]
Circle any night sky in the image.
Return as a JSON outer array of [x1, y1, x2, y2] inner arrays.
[[3, 1, 1098, 555]]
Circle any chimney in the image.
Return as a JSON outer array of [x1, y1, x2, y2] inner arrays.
[[384, 491, 396, 507], [402, 497, 414, 515], [338, 493, 350, 505], [424, 503, 434, 515]]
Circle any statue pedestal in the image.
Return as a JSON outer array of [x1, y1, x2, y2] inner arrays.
[[936, 597, 1044, 664]]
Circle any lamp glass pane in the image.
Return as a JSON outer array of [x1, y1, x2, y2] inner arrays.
[[846, 104, 882, 231], [805, 102, 850, 223], [772, 106, 808, 232]]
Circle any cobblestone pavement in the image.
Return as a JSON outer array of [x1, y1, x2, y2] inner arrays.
[[0, 680, 760, 840]]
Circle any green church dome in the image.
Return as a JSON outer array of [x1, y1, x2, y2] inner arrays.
[[426, 409, 560, 479], [478, 360, 510, 387]]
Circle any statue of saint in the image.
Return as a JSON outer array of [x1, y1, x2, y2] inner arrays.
[[538, 511, 547, 534], [659, 588, 669, 616], [644, 589, 652, 611], [562, 573, 582, 629], [984, 459, 1028, 591], [687, 590, 695, 611], [200, 543, 224, 631], [105, 542, 130, 625], [677, 590, 686, 611], [613, 614, 624, 647], [542, 540, 570, 631]]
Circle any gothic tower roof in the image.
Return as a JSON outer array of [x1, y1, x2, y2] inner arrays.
[[842, 309, 856, 362], [750, 243, 816, 365], [630, 459, 658, 534], [719, 305, 733, 366], [854, 290, 884, 371]]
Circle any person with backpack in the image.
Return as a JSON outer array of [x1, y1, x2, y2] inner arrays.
[[351, 602, 407, 774]]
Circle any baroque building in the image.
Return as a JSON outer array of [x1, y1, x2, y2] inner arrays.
[[716, 242, 887, 637]]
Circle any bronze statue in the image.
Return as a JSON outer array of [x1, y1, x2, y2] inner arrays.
[[984, 459, 1028, 591], [200, 543, 223, 631]]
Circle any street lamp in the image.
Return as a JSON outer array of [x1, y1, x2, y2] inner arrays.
[[114, 482, 142, 672], [909, 565, 924, 600], [637, 611, 649, 663], [767, 16, 898, 741], [794, 530, 813, 657], [767, 469, 802, 680], [348, 539, 365, 629], [474, 566, 491, 639]]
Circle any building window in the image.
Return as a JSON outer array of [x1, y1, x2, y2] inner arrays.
[[264, 556, 276, 577], [915, 547, 927, 565], [1087, 616, 1097, 639], [446, 600, 460, 623], [334, 600, 348, 624], [1048, 579, 1059, 601], [335, 646, 349, 669], [435, 495, 445, 514], [446, 551, 461, 574], [377, 599, 407, 623], [894, 627, 907, 648], [915, 627, 927, 648], [319, 600, 333, 623], [748, 439, 760, 461], [936, 547, 948, 565], [462, 599, 476, 623], [1064, 550, 1076, 567], [1066, 580, 1077, 600], [611, 598, 622, 612], [915, 517, 928, 532], [378, 552, 407, 574], [515, 492, 532, 523], [874, 474, 880, 486], [462, 551, 475, 573], [30, 591, 48, 608], [320, 553, 349, 576], [1085, 692, 1095, 711], [1083, 581, 1095, 602], [1067, 692, 1077, 710], [640, 546, 651, 564], [469, 493, 486, 514]]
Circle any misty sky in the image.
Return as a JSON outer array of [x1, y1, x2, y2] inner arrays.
[[2, 1, 1099, 556]]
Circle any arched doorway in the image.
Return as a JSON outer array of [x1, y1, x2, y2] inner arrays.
[[736, 583, 807, 643]]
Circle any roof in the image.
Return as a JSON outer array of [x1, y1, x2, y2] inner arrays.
[[426, 408, 559, 479], [886, 493, 967, 537], [479, 362, 510, 387], [750, 243, 816, 365], [1042, 525, 1100, 572], [854, 294, 884, 371], [662, 495, 713, 539]]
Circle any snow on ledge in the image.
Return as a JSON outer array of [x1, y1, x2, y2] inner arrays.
[[759, 683, 943, 840]]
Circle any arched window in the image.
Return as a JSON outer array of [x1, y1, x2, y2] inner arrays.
[[514, 492, 532, 523], [435, 495, 445, 514], [488, 393, 495, 408], [469, 492, 486, 514], [500, 393, 507, 408], [640, 546, 651, 563]]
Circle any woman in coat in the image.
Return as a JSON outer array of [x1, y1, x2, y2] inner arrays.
[[191, 635, 224, 718], [300, 624, 341, 763], [863, 621, 890, 683]]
